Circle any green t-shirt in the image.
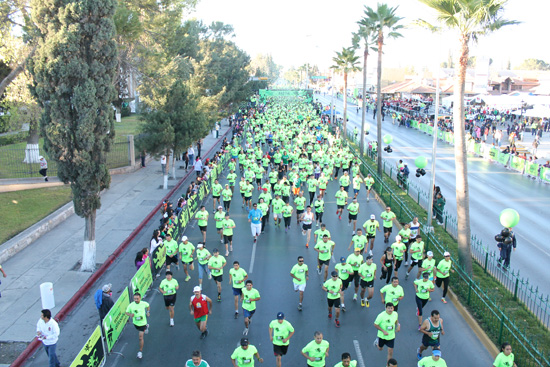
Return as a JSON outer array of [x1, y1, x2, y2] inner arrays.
[[165, 239, 178, 256], [212, 183, 222, 196], [244, 183, 253, 198], [414, 278, 434, 300], [410, 240, 424, 260], [421, 258, 436, 274], [159, 278, 179, 295], [282, 205, 293, 217], [301, 340, 330, 367], [314, 199, 324, 213], [358, 263, 377, 282], [126, 301, 149, 326], [178, 241, 195, 263], [380, 211, 396, 228], [418, 356, 448, 367], [307, 178, 317, 192], [347, 253, 363, 271], [229, 267, 248, 289], [227, 173, 237, 185], [339, 175, 350, 187], [335, 190, 348, 206], [391, 242, 407, 260], [214, 211, 225, 229], [318, 176, 329, 189], [436, 259, 452, 279], [222, 218, 235, 236], [269, 319, 294, 346], [334, 361, 357, 367], [272, 198, 285, 213], [493, 352, 514, 367], [351, 234, 367, 251], [323, 278, 342, 299], [352, 176, 363, 190], [315, 240, 334, 261], [196, 248, 211, 265], [290, 263, 309, 284], [196, 211, 209, 227], [398, 228, 411, 243], [242, 287, 260, 311], [335, 263, 353, 280], [222, 188, 233, 201], [295, 196, 306, 211], [365, 177, 374, 188], [347, 202, 359, 215], [374, 310, 398, 340], [231, 345, 258, 367], [380, 284, 404, 305], [314, 229, 330, 240], [363, 220, 379, 235], [208, 255, 226, 276]]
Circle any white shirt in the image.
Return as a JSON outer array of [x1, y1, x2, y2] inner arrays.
[[160, 155, 167, 165], [193, 159, 203, 171], [188, 147, 195, 156], [36, 318, 60, 345]]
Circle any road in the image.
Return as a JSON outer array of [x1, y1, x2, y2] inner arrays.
[[317, 93, 550, 298]]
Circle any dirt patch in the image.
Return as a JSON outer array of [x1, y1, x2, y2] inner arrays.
[[0, 341, 30, 364]]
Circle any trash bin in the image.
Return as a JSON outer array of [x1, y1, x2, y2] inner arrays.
[[40, 282, 55, 309]]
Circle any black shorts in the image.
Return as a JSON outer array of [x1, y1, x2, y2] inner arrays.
[[224, 235, 233, 243], [213, 275, 223, 283], [360, 279, 374, 289], [318, 258, 330, 267], [349, 214, 357, 220], [241, 192, 246, 198], [394, 259, 403, 270], [297, 209, 304, 216], [213, 195, 220, 199], [367, 234, 375, 239], [384, 227, 392, 233], [410, 259, 420, 267], [327, 298, 341, 308], [199, 225, 207, 232], [216, 226, 223, 232], [164, 294, 177, 307], [134, 324, 147, 332], [273, 344, 289, 356], [377, 337, 395, 349], [337, 204, 344, 209], [422, 334, 440, 348], [166, 255, 178, 265], [302, 223, 312, 231], [342, 277, 351, 290]]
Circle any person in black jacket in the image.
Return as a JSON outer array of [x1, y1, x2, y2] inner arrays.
[[95, 284, 115, 322]]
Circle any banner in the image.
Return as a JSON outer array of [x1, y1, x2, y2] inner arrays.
[[497, 152, 509, 166], [474, 142, 481, 156], [438, 130, 445, 140], [70, 325, 105, 367], [510, 156, 525, 173], [467, 140, 476, 153], [151, 243, 166, 276], [426, 125, 434, 135], [525, 161, 539, 177], [103, 287, 130, 353], [445, 132, 454, 144], [131, 257, 153, 297], [419, 123, 426, 133], [540, 167, 550, 183], [411, 120, 419, 129], [489, 147, 499, 160]]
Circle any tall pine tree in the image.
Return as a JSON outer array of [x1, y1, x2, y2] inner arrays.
[[30, 0, 118, 271]]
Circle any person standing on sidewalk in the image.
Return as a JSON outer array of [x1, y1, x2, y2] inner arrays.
[[36, 309, 60, 367], [39, 156, 48, 181], [187, 146, 195, 169], [125, 293, 150, 359], [94, 283, 114, 323], [160, 155, 167, 176], [194, 156, 203, 177]]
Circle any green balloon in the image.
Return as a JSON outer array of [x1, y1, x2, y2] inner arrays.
[[499, 208, 520, 228], [415, 156, 428, 169], [383, 134, 393, 145]]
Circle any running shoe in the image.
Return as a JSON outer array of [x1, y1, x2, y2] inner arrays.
[[339, 215, 341, 220], [234, 312, 239, 319], [204, 329, 209, 338], [418, 324, 422, 331], [185, 275, 191, 282], [302, 231, 306, 236], [405, 273, 409, 280], [306, 243, 309, 248], [225, 251, 229, 256], [217, 295, 221, 302], [441, 297, 447, 304], [200, 332, 206, 339], [145, 324, 149, 334], [368, 250, 373, 256], [348, 222, 351, 227], [221, 240, 224, 244], [335, 319, 340, 328], [361, 299, 365, 307], [253, 238, 257, 243], [328, 313, 332, 319], [353, 294, 357, 301], [243, 327, 249, 336], [366, 300, 370, 308], [230, 246, 233, 252], [417, 348, 422, 360], [298, 303, 303, 311], [317, 266, 321, 275], [367, 197, 370, 202], [373, 338, 378, 348], [176, 264, 180, 271], [137, 351, 143, 359], [170, 319, 174, 327], [341, 305, 346, 312]]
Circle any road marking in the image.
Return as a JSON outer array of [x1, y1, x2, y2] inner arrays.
[[249, 240, 257, 273], [110, 342, 127, 366], [353, 339, 366, 367]]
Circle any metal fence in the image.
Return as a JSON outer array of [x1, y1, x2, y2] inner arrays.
[[0, 136, 135, 179], [339, 126, 549, 366]]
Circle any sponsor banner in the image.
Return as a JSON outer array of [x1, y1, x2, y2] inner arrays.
[[70, 325, 105, 367], [151, 243, 166, 276], [130, 257, 153, 297], [525, 161, 539, 177], [103, 287, 130, 353], [510, 155, 525, 173]]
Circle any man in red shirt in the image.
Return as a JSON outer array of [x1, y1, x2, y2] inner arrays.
[[189, 286, 213, 339]]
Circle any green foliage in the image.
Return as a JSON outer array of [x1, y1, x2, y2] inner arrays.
[[516, 58, 550, 71], [30, 0, 118, 218], [330, 47, 361, 76], [248, 54, 282, 83], [0, 131, 27, 146]]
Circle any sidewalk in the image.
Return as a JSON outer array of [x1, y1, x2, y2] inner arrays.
[[0, 121, 232, 349]]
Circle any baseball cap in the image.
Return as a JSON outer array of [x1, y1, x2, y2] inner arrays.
[[427, 251, 434, 257], [197, 243, 204, 248], [370, 214, 375, 219], [432, 350, 442, 357], [102, 283, 112, 292], [353, 198, 357, 201], [193, 286, 201, 292], [331, 271, 338, 277], [277, 312, 284, 319], [39, 156, 44, 160], [218, 205, 223, 209], [395, 235, 402, 241], [340, 257, 346, 263], [240, 338, 249, 346], [181, 235, 188, 241], [354, 247, 361, 252], [444, 251, 451, 257]]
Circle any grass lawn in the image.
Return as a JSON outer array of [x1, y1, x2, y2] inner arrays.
[[0, 186, 73, 245], [114, 114, 142, 136]]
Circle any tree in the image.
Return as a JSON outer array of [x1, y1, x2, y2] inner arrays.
[[30, 0, 118, 271], [353, 17, 377, 155], [516, 58, 550, 71], [248, 53, 282, 85], [363, 3, 403, 176], [330, 47, 361, 138], [418, 0, 518, 275]]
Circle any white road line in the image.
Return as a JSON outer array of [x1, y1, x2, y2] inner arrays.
[[110, 342, 127, 367], [353, 339, 366, 367], [249, 240, 257, 273]]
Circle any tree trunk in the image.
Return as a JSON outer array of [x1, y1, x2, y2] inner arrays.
[[81, 210, 97, 272], [163, 150, 170, 190], [171, 151, 176, 180], [453, 34, 473, 275], [23, 121, 40, 163], [0, 45, 37, 97], [343, 73, 348, 138], [376, 34, 384, 176], [360, 47, 368, 155]]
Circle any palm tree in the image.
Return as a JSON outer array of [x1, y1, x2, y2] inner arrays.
[[418, 0, 518, 275], [353, 18, 377, 155], [330, 47, 361, 138], [363, 3, 403, 176]]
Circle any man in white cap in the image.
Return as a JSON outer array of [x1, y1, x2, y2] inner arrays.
[[189, 286, 212, 339], [418, 349, 447, 367], [95, 283, 114, 323], [179, 236, 195, 282], [363, 214, 380, 256], [39, 156, 48, 181], [435, 252, 454, 304]]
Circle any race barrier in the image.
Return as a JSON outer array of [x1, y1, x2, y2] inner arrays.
[[69, 325, 105, 367], [103, 287, 130, 353]]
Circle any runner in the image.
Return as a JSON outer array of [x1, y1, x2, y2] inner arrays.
[[347, 248, 363, 302], [294, 191, 306, 225], [314, 223, 331, 243], [243, 179, 254, 210], [227, 169, 238, 194], [239, 177, 248, 208], [348, 228, 367, 253], [313, 194, 325, 226], [125, 292, 150, 359], [406, 236, 425, 280], [380, 277, 404, 312], [493, 343, 517, 367], [352, 172, 363, 199], [301, 331, 330, 367], [380, 207, 397, 243], [214, 206, 226, 245], [282, 201, 294, 232], [373, 302, 400, 362], [380, 247, 395, 284], [189, 286, 212, 339], [346, 198, 360, 234], [195, 206, 209, 243], [207, 248, 226, 302], [358, 255, 377, 308], [339, 171, 350, 192], [300, 206, 315, 248], [212, 179, 223, 212], [335, 186, 348, 220], [409, 216, 421, 241], [258, 197, 269, 233], [195, 243, 211, 288], [398, 224, 411, 265], [306, 174, 318, 204], [314, 235, 335, 281], [322, 271, 343, 327], [222, 213, 236, 256], [164, 233, 179, 272], [419, 251, 436, 293], [185, 350, 210, 367], [242, 280, 261, 335], [435, 252, 454, 304], [335, 256, 353, 312], [363, 214, 381, 256], [272, 194, 285, 228], [268, 312, 295, 367], [231, 338, 263, 367], [229, 261, 248, 318], [418, 350, 447, 367], [159, 271, 179, 326], [290, 256, 308, 311], [414, 272, 435, 328], [248, 203, 263, 243], [391, 236, 407, 277], [334, 352, 357, 367], [365, 173, 375, 202], [417, 310, 444, 359]]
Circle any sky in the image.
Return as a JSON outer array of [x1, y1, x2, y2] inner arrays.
[[190, 0, 549, 72]]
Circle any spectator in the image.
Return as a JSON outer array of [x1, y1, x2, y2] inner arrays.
[[135, 248, 149, 269], [36, 309, 60, 367], [150, 230, 163, 255], [187, 146, 195, 165], [160, 155, 167, 176], [39, 156, 48, 182], [94, 283, 115, 322], [434, 193, 446, 225], [194, 157, 203, 177]]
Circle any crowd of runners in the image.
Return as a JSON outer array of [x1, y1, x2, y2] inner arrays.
[[122, 97, 516, 367]]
